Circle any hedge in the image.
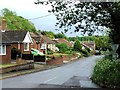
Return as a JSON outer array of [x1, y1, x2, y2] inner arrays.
[[92, 59, 120, 88]]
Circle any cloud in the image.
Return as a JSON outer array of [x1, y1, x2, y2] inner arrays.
[[0, 0, 52, 17]]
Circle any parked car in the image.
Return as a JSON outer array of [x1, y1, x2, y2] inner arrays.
[[95, 50, 101, 55], [31, 48, 44, 56]]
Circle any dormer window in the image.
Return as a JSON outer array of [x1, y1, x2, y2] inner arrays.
[[24, 43, 29, 51]]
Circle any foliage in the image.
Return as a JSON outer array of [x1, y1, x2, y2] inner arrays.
[[69, 35, 111, 51], [69, 36, 95, 41], [47, 48, 53, 55], [36, 1, 120, 56], [73, 40, 90, 56], [64, 48, 74, 54], [55, 33, 67, 39], [92, 59, 120, 88], [1, 8, 36, 32], [95, 36, 111, 51], [41, 31, 55, 39], [56, 43, 68, 53], [73, 40, 82, 51], [40, 31, 68, 39], [90, 50, 96, 55], [81, 48, 89, 57]]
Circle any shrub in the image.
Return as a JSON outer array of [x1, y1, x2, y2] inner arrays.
[[81, 49, 89, 57], [56, 43, 69, 53], [90, 50, 96, 55], [73, 40, 82, 51], [47, 49, 53, 54], [92, 59, 120, 88]]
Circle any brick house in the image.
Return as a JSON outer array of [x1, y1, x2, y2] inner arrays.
[[30, 32, 40, 51], [40, 35, 56, 53], [0, 19, 33, 64], [0, 31, 11, 64]]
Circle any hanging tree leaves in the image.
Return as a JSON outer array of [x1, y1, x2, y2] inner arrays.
[[35, 0, 120, 44]]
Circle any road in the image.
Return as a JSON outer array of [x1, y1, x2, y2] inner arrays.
[[1, 55, 103, 88]]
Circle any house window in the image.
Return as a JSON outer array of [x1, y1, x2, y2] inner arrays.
[[24, 43, 29, 51], [0, 45, 6, 55]]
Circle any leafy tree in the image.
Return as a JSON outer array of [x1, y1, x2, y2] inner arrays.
[[36, 0, 120, 43], [41, 31, 55, 39], [73, 40, 82, 51], [55, 33, 67, 39], [95, 36, 111, 51], [35, 1, 120, 55], [56, 43, 68, 53], [1, 8, 36, 32]]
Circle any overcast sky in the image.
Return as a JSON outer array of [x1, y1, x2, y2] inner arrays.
[[0, 0, 84, 37], [0, 0, 106, 37]]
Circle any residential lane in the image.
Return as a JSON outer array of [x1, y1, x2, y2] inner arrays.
[[1, 55, 103, 88]]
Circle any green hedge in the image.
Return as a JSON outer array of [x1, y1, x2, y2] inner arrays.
[[92, 59, 120, 88]]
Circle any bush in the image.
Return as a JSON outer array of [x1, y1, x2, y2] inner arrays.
[[92, 59, 120, 88], [73, 40, 82, 51], [56, 43, 69, 53], [47, 49, 53, 54], [90, 50, 96, 55], [81, 49, 89, 57]]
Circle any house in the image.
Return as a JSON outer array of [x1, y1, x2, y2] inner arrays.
[[0, 19, 33, 64], [80, 41, 96, 51], [40, 35, 56, 53], [53, 38, 74, 47], [0, 31, 11, 64], [30, 32, 41, 51]]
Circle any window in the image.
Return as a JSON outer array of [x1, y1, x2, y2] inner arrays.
[[0, 45, 6, 55], [24, 43, 29, 51]]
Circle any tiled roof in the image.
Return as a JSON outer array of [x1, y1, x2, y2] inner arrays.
[[81, 41, 95, 50], [41, 35, 56, 44], [53, 38, 73, 47], [30, 32, 40, 43], [0, 30, 27, 43], [0, 31, 11, 44]]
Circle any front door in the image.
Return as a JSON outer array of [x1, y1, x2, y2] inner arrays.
[[11, 48, 17, 60]]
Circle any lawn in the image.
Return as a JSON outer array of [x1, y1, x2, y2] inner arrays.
[[46, 53, 69, 61], [0, 64, 17, 68]]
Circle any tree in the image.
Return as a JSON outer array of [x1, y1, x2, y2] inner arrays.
[[1, 8, 37, 32], [41, 31, 55, 39], [35, 1, 120, 56], [95, 36, 111, 51], [35, 1, 120, 41], [55, 33, 67, 39], [73, 40, 82, 51]]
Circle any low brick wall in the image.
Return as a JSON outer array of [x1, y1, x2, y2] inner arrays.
[[46, 54, 79, 65], [46, 57, 63, 65], [0, 62, 34, 74]]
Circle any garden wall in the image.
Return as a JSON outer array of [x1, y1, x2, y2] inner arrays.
[[46, 54, 79, 65], [0, 62, 34, 74], [46, 57, 63, 65]]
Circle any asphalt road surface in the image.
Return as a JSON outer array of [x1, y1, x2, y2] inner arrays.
[[1, 55, 103, 88]]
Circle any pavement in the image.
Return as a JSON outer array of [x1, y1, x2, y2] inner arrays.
[[1, 55, 104, 88]]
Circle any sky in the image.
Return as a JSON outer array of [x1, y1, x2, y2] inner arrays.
[[0, 0, 106, 37], [0, 0, 84, 37]]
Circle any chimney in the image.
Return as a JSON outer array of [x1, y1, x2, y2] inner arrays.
[[1, 19, 6, 32]]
